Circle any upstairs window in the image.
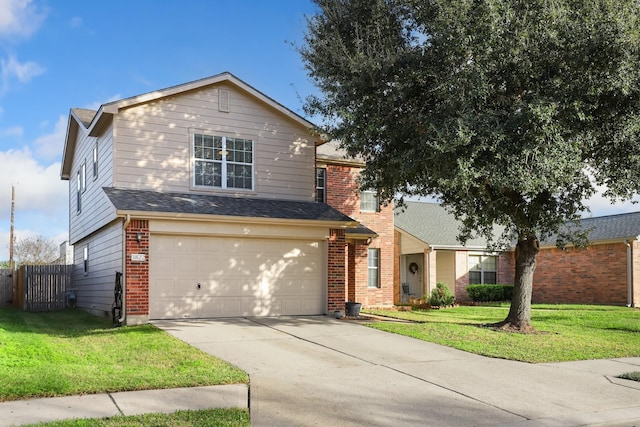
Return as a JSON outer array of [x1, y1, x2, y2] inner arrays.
[[469, 255, 497, 284], [76, 170, 82, 213], [193, 134, 254, 190], [315, 168, 326, 202], [92, 143, 98, 179], [360, 190, 379, 212]]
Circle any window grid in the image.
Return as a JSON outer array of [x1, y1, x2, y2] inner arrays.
[[194, 134, 253, 190], [360, 190, 379, 212], [469, 255, 498, 284], [315, 168, 326, 202], [367, 248, 380, 288]]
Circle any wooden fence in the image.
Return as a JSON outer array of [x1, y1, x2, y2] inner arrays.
[[0, 269, 14, 307], [14, 265, 74, 312]]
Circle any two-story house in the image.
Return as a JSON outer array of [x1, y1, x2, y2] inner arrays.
[[316, 141, 396, 308], [61, 72, 362, 325]]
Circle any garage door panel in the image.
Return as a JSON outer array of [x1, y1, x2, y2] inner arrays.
[[150, 236, 324, 319]]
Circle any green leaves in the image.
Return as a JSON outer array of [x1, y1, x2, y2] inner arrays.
[[303, 0, 640, 246]]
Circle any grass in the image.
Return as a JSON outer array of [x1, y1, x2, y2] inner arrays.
[[0, 308, 248, 402], [618, 372, 640, 382], [364, 304, 640, 363], [24, 408, 249, 427]]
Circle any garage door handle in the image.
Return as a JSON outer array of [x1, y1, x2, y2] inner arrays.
[[196, 283, 201, 290]]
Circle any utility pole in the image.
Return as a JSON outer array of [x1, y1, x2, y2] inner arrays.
[[9, 185, 14, 270]]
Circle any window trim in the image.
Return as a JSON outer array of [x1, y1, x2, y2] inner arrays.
[[315, 168, 326, 203], [81, 162, 86, 193], [468, 254, 498, 284], [192, 133, 255, 191], [83, 245, 89, 275], [76, 169, 82, 213], [360, 189, 379, 213], [367, 248, 380, 288], [92, 142, 98, 180]]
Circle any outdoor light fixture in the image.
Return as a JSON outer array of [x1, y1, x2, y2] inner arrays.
[[136, 232, 143, 243]]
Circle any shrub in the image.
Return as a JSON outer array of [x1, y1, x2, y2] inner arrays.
[[466, 284, 514, 302], [428, 282, 455, 306]]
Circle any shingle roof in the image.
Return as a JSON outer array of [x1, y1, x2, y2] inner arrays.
[[103, 187, 357, 224], [71, 108, 96, 128], [396, 201, 640, 248], [316, 140, 364, 165], [394, 201, 494, 248], [543, 211, 640, 245]]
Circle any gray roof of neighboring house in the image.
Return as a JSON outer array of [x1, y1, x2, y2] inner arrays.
[[103, 187, 357, 224], [395, 201, 494, 248], [543, 211, 640, 246], [316, 140, 364, 165], [396, 201, 640, 248]]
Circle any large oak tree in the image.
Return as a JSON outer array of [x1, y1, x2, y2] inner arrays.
[[301, 0, 640, 330]]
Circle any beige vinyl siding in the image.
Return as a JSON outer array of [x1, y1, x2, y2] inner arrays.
[[112, 83, 316, 200], [398, 230, 429, 255], [435, 250, 456, 295], [71, 220, 123, 317], [69, 122, 117, 244]]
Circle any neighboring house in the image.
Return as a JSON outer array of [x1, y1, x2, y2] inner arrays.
[[533, 212, 640, 306], [316, 141, 396, 308], [60, 72, 359, 325], [395, 202, 640, 307], [394, 201, 511, 302]]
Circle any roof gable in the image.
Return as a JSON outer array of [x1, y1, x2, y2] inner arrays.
[[61, 72, 317, 180], [395, 202, 495, 249]]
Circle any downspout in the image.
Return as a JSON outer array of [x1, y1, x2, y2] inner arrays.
[[625, 240, 633, 307], [119, 214, 130, 324]]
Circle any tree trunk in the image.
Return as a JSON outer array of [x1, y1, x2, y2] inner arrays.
[[498, 234, 540, 332]]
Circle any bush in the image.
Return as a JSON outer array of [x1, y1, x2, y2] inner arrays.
[[466, 284, 514, 302], [428, 282, 455, 306]]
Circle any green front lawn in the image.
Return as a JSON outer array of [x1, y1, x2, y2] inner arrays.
[[365, 304, 640, 363], [0, 308, 248, 402], [24, 409, 249, 427]]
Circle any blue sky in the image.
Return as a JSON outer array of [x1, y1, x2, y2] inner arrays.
[[0, 0, 319, 261], [0, 0, 637, 262]]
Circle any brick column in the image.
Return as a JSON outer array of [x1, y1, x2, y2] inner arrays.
[[347, 242, 356, 302], [328, 229, 346, 313], [125, 219, 149, 323]]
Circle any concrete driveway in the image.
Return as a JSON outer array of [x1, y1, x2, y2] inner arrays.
[[155, 316, 640, 427]]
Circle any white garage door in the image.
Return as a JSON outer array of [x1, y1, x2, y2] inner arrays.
[[149, 235, 325, 319]]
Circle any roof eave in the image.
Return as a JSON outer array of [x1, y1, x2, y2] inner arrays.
[[60, 110, 82, 180], [114, 209, 359, 229]]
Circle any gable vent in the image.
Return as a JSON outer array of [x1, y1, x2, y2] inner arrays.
[[218, 89, 230, 113]]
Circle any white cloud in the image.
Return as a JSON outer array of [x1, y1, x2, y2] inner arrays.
[[0, 125, 22, 137], [33, 114, 66, 161], [0, 147, 67, 218], [583, 191, 640, 217], [0, 0, 46, 39], [1, 54, 45, 94], [86, 94, 121, 111]]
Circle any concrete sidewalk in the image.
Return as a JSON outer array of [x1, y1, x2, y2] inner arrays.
[[0, 385, 248, 427], [2, 316, 640, 427]]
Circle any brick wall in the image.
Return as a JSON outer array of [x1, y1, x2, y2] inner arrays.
[[532, 243, 629, 305], [125, 219, 149, 317], [327, 228, 346, 313], [325, 164, 395, 307]]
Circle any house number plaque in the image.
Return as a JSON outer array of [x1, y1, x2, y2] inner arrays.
[[131, 254, 146, 262]]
